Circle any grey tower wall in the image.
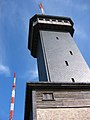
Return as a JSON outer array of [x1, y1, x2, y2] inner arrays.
[[38, 31, 90, 83]]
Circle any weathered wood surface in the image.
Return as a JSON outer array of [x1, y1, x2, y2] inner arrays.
[[36, 90, 90, 108]]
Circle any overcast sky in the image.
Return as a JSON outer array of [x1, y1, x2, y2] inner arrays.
[[0, 0, 90, 119]]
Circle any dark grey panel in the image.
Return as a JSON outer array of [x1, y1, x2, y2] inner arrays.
[[37, 36, 49, 81]]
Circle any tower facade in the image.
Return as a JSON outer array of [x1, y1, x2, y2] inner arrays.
[[28, 14, 90, 83], [24, 14, 90, 120]]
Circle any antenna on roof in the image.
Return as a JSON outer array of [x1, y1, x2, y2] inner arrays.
[[39, 3, 45, 15]]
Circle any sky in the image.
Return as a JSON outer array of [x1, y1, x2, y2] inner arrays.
[[0, 0, 90, 119]]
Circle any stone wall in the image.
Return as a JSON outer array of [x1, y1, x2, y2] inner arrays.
[[37, 108, 90, 120]]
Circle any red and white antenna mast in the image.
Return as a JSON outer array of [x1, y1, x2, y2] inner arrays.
[[39, 3, 45, 14], [9, 72, 16, 120]]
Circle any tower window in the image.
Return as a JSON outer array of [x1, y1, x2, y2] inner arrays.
[[39, 18, 44, 20], [42, 93, 54, 101], [52, 19, 56, 22], [70, 51, 73, 55], [45, 18, 50, 21], [58, 19, 62, 22], [56, 37, 59, 40], [64, 20, 69, 23], [71, 78, 75, 83], [65, 61, 69, 66]]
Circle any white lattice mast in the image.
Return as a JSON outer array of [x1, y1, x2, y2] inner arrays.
[[39, 3, 45, 14], [9, 72, 16, 120]]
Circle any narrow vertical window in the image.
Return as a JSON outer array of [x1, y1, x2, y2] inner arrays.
[[56, 37, 59, 40], [70, 51, 73, 55], [65, 61, 69, 66], [71, 78, 75, 83]]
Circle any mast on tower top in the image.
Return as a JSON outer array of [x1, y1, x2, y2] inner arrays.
[[39, 3, 45, 14]]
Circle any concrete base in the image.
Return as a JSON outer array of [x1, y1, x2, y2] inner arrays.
[[37, 108, 90, 120]]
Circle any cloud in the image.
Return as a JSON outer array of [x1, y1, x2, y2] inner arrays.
[[0, 32, 10, 77], [0, 64, 10, 77], [20, 68, 38, 81], [75, 25, 87, 39], [26, 69, 38, 80]]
